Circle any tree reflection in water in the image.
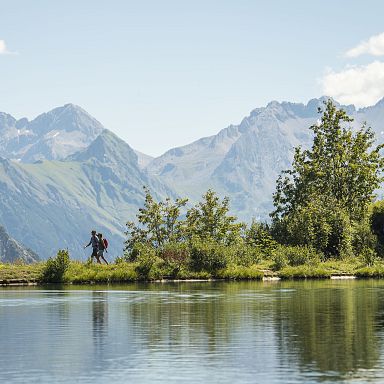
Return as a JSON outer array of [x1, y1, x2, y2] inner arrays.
[[125, 280, 384, 379], [127, 282, 275, 354], [274, 280, 382, 376]]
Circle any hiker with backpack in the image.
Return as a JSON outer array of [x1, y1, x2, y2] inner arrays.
[[97, 233, 109, 265], [84, 230, 101, 263]]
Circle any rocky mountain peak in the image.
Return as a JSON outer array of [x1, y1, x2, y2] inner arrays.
[[0, 104, 107, 163], [68, 129, 139, 166], [29, 103, 105, 136]]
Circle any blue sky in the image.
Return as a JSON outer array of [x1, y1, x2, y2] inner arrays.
[[1, 0, 384, 156]]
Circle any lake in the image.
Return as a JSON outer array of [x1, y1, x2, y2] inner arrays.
[[1, 280, 384, 383]]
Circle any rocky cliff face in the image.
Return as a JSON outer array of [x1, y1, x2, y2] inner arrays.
[[0, 226, 39, 263]]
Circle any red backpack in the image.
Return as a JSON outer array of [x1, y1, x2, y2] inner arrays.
[[103, 238, 109, 249]]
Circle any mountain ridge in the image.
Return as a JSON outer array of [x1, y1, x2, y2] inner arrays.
[[146, 96, 384, 220], [1, 97, 384, 259], [0, 103, 105, 163]]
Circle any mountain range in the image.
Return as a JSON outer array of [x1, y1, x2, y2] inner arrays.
[[1, 97, 384, 260], [0, 106, 173, 259], [146, 97, 384, 220]]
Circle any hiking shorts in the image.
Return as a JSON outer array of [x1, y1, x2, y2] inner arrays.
[[91, 248, 98, 257]]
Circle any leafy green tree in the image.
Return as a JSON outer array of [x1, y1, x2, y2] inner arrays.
[[185, 189, 244, 245], [125, 187, 188, 256], [271, 100, 384, 257], [245, 220, 277, 255], [273, 100, 384, 221], [274, 196, 353, 257], [368, 200, 384, 256]]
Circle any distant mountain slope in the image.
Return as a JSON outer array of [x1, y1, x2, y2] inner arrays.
[[135, 150, 154, 168], [146, 124, 243, 199], [1, 98, 383, 259], [0, 104, 104, 162], [0, 130, 174, 259], [0, 225, 39, 264], [147, 97, 384, 220]]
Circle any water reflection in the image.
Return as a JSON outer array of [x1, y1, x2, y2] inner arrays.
[[1, 281, 384, 383], [127, 282, 273, 354], [273, 281, 383, 379], [92, 291, 108, 340]]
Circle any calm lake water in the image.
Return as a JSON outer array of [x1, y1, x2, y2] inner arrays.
[[1, 280, 384, 383]]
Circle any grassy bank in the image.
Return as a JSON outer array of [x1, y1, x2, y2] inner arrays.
[[0, 260, 264, 285], [2, 257, 384, 285]]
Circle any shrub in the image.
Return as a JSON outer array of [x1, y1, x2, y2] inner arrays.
[[228, 244, 263, 267], [42, 249, 70, 283], [134, 243, 158, 278], [271, 247, 288, 271], [285, 246, 321, 266], [271, 245, 320, 271], [360, 247, 377, 267], [158, 242, 190, 271], [369, 201, 384, 256], [272, 198, 354, 259], [124, 241, 149, 262], [114, 256, 126, 264], [352, 218, 377, 257], [189, 238, 228, 272], [245, 220, 277, 255]]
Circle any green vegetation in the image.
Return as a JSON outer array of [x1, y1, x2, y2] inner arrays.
[[3, 100, 384, 284], [271, 100, 384, 258], [42, 249, 70, 282], [4, 251, 384, 284], [119, 100, 384, 281]]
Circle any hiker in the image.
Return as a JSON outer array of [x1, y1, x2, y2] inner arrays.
[[84, 230, 101, 263], [97, 233, 109, 265]]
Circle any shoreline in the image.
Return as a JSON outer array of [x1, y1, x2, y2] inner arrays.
[[1, 258, 383, 286], [0, 274, 372, 287]]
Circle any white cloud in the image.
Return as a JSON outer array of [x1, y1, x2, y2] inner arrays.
[[0, 40, 16, 55], [321, 61, 384, 107], [346, 32, 384, 58]]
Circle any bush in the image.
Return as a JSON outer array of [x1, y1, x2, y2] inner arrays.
[[124, 241, 151, 262], [369, 201, 384, 256], [42, 249, 70, 283], [271, 247, 288, 271], [158, 242, 190, 271], [352, 218, 377, 257], [285, 246, 321, 266], [114, 256, 126, 264], [228, 244, 263, 267], [134, 243, 158, 278], [189, 238, 228, 272], [273, 198, 354, 259], [245, 220, 277, 255], [271, 245, 320, 270], [360, 247, 377, 267]]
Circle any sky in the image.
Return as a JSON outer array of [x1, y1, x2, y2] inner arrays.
[[1, 0, 384, 156]]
